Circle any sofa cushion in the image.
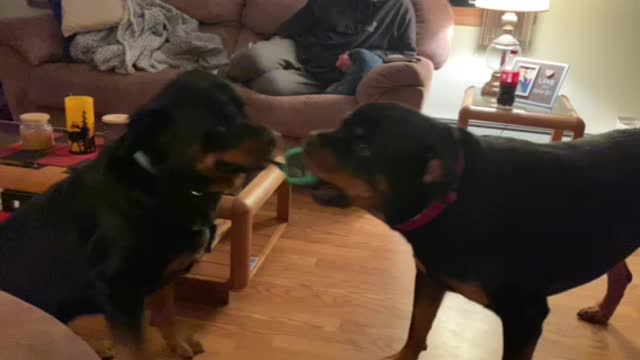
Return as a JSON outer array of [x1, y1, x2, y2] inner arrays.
[[165, 0, 243, 24], [61, 0, 125, 37], [29, 63, 182, 115], [242, 0, 306, 35]]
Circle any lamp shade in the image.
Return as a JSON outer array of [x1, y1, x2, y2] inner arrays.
[[474, 0, 550, 12]]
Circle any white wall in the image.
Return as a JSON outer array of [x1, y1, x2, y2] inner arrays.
[[0, 0, 50, 19], [426, 0, 640, 134]]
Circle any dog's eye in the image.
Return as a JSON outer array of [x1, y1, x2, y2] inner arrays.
[[353, 143, 370, 157], [353, 127, 365, 136], [215, 126, 227, 133]]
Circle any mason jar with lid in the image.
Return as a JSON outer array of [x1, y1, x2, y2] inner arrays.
[[19, 113, 54, 151]]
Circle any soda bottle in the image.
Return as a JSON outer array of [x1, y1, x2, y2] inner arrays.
[[497, 49, 520, 108]]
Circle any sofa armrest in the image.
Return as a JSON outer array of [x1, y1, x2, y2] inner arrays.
[[0, 15, 63, 65], [356, 57, 435, 110]]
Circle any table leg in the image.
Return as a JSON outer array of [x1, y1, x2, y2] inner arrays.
[[229, 204, 252, 291], [458, 107, 471, 129], [551, 129, 564, 142], [573, 118, 586, 139], [276, 181, 291, 222]]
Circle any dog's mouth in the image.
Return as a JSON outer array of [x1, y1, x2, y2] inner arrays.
[[206, 158, 280, 193], [301, 140, 354, 208], [197, 131, 279, 192]]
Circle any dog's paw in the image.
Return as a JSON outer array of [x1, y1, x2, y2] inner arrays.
[[186, 335, 205, 355], [577, 305, 612, 325], [88, 339, 115, 359], [169, 335, 204, 359], [172, 340, 196, 359], [381, 347, 424, 360]]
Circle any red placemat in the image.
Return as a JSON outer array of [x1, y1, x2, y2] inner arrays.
[[0, 134, 103, 169]]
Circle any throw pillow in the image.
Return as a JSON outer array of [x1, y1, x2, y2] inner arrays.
[[60, 0, 125, 37], [0, 15, 64, 65]]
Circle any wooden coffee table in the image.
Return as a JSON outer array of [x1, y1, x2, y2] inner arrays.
[[0, 120, 290, 305]]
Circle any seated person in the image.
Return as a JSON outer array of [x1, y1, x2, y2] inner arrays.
[[226, 0, 417, 96]]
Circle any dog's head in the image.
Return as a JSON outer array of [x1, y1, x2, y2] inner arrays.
[[118, 70, 277, 193], [304, 103, 461, 224]]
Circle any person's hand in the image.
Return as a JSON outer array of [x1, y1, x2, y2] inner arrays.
[[336, 52, 353, 72]]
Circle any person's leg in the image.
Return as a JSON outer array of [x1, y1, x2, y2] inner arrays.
[[325, 49, 384, 96], [226, 37, 300, 83], [250, 69, 323, 96]]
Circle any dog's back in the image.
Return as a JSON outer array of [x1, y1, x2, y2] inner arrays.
[[448, 129, 640, 294]]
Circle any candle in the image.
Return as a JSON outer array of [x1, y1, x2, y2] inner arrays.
[[64, 96, 96, 154]]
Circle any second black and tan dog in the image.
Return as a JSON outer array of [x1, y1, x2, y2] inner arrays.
[[0, 71, 276, 359], [303, 103, 639, 360]]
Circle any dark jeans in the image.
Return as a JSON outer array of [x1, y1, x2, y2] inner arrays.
[[324, 49, 384, 96]]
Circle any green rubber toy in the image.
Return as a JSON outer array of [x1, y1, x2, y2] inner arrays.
[[281, 147, 318, 186]]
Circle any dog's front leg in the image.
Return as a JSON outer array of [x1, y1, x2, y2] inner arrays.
[[384, 263, 445, 360], [490, 292, 549, 360], [101, 293, 150, 360], [148, 284, 204, 359]]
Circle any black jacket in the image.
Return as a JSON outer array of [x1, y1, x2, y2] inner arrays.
[[277, 0, 417, 85]]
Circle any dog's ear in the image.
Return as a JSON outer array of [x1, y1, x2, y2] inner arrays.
[[418, 118, 461, 198], [422, 159, 444, 184]]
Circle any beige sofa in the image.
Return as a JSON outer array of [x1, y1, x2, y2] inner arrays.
[[0, 291, 100, 360], [0, 0, 454, 138]]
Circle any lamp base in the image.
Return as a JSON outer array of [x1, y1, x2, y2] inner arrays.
[[481, 71, 501, 97]]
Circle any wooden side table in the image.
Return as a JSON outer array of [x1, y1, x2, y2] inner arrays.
[[458, 87, 586, 141]]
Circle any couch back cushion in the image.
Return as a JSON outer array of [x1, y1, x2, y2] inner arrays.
[[164, 0, 244, 24], [411, 0, 454, 69], [242, 0, 306, 35]]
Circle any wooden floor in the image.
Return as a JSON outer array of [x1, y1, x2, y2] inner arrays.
[[72, 193, 640, 359]]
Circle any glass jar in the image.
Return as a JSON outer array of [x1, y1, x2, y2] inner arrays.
[[19, 113, 54, 151], [102, 114, 129, 144]]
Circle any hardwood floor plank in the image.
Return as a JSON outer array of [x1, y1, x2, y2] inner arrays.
[[71, 193, 640, 359]]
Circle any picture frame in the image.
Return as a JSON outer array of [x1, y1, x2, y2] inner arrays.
[[513, 58, 569, 108]]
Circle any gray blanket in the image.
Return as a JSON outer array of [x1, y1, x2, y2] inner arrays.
[[70, 0, 228, 74]]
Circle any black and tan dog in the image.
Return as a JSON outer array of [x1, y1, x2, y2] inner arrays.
[[303, 103, 639, 360], [0, 71, 276, 359]]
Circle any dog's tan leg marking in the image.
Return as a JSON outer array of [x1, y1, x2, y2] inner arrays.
[[108, 328, 152, 360], [87, 339, 115, 359], [147, 284, 204, 359], [578, 260, 632, 325], [383, 261, 445, 360]]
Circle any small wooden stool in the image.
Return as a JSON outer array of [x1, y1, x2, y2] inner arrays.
[[458, 86, 586, 141]]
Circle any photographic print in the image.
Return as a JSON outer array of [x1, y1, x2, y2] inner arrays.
[[515, 64, 540, 97]]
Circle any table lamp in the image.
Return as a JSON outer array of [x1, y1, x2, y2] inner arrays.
[[476, 0, 550, 96]]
